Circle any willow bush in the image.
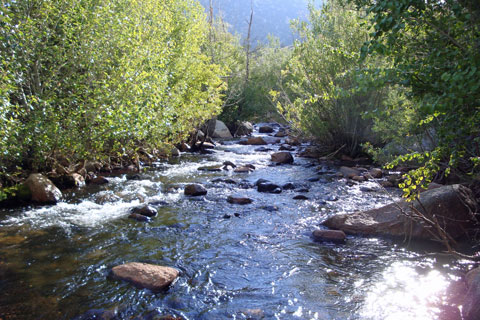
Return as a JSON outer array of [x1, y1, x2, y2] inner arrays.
[[272, 0, 396, 155], [0, 0, 224, 173]]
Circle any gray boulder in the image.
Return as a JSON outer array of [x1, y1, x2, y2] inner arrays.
[[212, 120, 233, 139], [234, 121, 254, 136], [322, 184, 478, 240]]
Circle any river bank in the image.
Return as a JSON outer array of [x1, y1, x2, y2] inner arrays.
[[0, 122, 478, 319]]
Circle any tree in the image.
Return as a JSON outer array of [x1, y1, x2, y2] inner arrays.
[[0, 0, 225, 176], [351, 0, 480, 197]]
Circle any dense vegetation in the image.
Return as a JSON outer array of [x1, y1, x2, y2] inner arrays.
[[0, 0, 478, 201], [0, 0, 224, 175]]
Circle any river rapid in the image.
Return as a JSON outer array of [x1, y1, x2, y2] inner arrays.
[[0, 124, 466, 319]]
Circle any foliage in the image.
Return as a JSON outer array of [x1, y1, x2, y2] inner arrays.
[[0, 0, 224, 173], [350, 0, 480, 198], [272, 0, 393, 155]]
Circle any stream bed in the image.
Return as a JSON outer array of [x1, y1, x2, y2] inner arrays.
[[0, 124, 467, 319]]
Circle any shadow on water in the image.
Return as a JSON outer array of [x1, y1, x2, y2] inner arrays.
[[0, 125, 469, 319]]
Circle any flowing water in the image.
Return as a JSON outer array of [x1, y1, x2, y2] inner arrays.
[[0, 125, 467, 319]]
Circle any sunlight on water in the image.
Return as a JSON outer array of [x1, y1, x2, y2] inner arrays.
[[360, 262, 448, 320]]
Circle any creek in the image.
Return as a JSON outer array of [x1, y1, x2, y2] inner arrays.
[[0, 124, 463, 319]]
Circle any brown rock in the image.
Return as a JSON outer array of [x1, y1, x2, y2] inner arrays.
[[339, 167, 360, 179], [184, 184, 207, 196], [24, 174, 62, 204], [286, 137, 301, 146], [271, 152, 294, 164], [312, 229, 346, 243], [322, 184, 478, 240], [89, 176, 109, 185], [369, 168, 383, 179], [111, 262, 179, 292], [259, 126, 274, 133], [227, 196, 253, 205], [241, 137, 267, 145]]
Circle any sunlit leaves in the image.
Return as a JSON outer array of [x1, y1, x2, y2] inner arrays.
[[0, 0, 225, 171]]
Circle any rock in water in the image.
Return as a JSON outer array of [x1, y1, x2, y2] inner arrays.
[[130, 205, 157, 217], [339, 166, 360, 179], [312, 229, 346, 243], [227, 196, 253, 205], [184, 184, 207, 196], [463, 267, 480, 320], [24, 174, 62, 204], [322, 184, 478, 240], [111, 262, 179, 292], [240, 137, 267, 145], [212, 120, 233, 139], [271, 152, 294, 164], [258, 126, 274, 133], [234, 121, 254, 136]]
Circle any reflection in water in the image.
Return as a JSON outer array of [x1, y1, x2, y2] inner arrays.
[[360, 262, 448, 320], [0, 127, 469, 319]]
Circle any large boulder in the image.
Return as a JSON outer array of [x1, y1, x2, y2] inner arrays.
[[322, 184, 478, 240], [271, 152, 294, 164], [111, 262, 179, 292], [211, 120, 233, 139], [24, 174, 62, 204], [234, 121, 254, 137], [184, 184, 207, 196], [463, 267, 480, 320]]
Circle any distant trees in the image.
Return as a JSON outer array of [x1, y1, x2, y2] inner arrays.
[[0, 0, 225, 173]]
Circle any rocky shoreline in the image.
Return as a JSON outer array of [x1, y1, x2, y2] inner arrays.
[[1, 120, 480, 320]]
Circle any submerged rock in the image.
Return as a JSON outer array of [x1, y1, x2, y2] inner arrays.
[[128, 213, 150, 222], [111, 262, 179, 292], [293, 195, 309, 200], [312, 229, 346, 243], [322, 184, 478, 240], [257, 182, 282, 193], [184, 184, 207, 196], [24, 174, 62, 204], [197, 165, 222, 172], [227, 196, 253, 205], [271, 152, 294, 164]]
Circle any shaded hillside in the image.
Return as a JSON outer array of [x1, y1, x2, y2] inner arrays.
[[198, 0, 320, 45]]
